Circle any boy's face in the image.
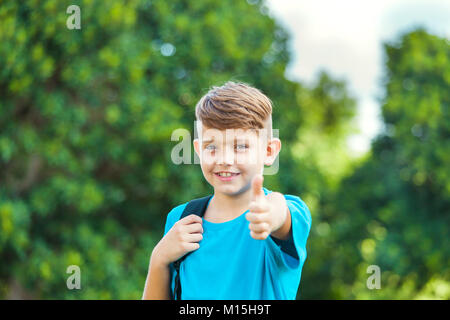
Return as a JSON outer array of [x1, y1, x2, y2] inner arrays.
[[193, 123, 281, 197]]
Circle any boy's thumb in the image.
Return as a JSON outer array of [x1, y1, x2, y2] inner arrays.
[[251, 174, 264, 201]]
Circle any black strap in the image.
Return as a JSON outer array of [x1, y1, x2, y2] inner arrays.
[[172, 195, 212, 300]]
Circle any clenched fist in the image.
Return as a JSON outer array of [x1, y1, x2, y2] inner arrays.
[[152, 214, 203, 266]]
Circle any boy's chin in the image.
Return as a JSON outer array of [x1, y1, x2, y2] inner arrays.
[[215, 183, 251, 197]]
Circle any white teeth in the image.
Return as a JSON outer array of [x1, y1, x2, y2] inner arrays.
[[218, 172, 234, 177]]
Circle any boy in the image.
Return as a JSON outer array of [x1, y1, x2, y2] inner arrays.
[[142, 82, 311, 300]]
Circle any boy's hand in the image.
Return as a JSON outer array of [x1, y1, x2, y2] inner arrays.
[[152, 214, 203, 266], [246, 174, 288, 240]]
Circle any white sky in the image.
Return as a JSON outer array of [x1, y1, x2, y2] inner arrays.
[[266, 0, 450, 154]]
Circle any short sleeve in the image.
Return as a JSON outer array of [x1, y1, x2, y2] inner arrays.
[[265, 194, 312, 270]]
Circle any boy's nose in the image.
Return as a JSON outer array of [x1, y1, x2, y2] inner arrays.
[[217, 149, 235, 165]]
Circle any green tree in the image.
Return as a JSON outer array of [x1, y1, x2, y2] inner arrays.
[[1, 0, 355, 299], [290, 71, 359, 299], [306, 29, 450, 299]]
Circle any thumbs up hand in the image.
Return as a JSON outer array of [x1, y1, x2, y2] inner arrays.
[[246, 174, 290, 240], [244, 174, 277, 240]]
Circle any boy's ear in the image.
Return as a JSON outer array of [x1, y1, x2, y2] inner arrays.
[[193, 139, 201, 157], [264, 138, 281, 166]]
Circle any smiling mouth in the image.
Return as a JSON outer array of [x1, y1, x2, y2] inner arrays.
[[214, 172, 240, 179]]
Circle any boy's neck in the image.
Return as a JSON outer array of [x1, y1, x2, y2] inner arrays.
[[207, 188, 253, 222]]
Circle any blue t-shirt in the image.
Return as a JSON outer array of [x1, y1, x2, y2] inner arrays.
[[163, 188, 312, 300]]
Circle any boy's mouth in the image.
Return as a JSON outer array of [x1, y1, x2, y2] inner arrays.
[[214, 171, 240, 181]]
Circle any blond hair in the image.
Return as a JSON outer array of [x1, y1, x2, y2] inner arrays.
[[195, 81, 273, 133]]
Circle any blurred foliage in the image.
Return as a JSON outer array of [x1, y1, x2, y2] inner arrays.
[[300, 29, 450, 299], [0, 0, 448, 300]]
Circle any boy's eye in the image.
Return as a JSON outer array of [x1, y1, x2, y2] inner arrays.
[[205, 144, 216, 151], [235, 144, 248, 151]]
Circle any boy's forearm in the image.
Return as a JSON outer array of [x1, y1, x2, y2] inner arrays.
[[142, 248, 171, 300], [267, 192, 291, 241]]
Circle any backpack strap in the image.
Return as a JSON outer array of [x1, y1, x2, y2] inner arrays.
[[172, 195, 212, 300]]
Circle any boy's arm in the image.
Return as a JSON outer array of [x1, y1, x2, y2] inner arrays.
[[142, 213, 203, 300], [142, 245, 171, 300]]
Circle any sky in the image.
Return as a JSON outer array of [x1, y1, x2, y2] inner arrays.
[[265, 0, 450, 154]]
